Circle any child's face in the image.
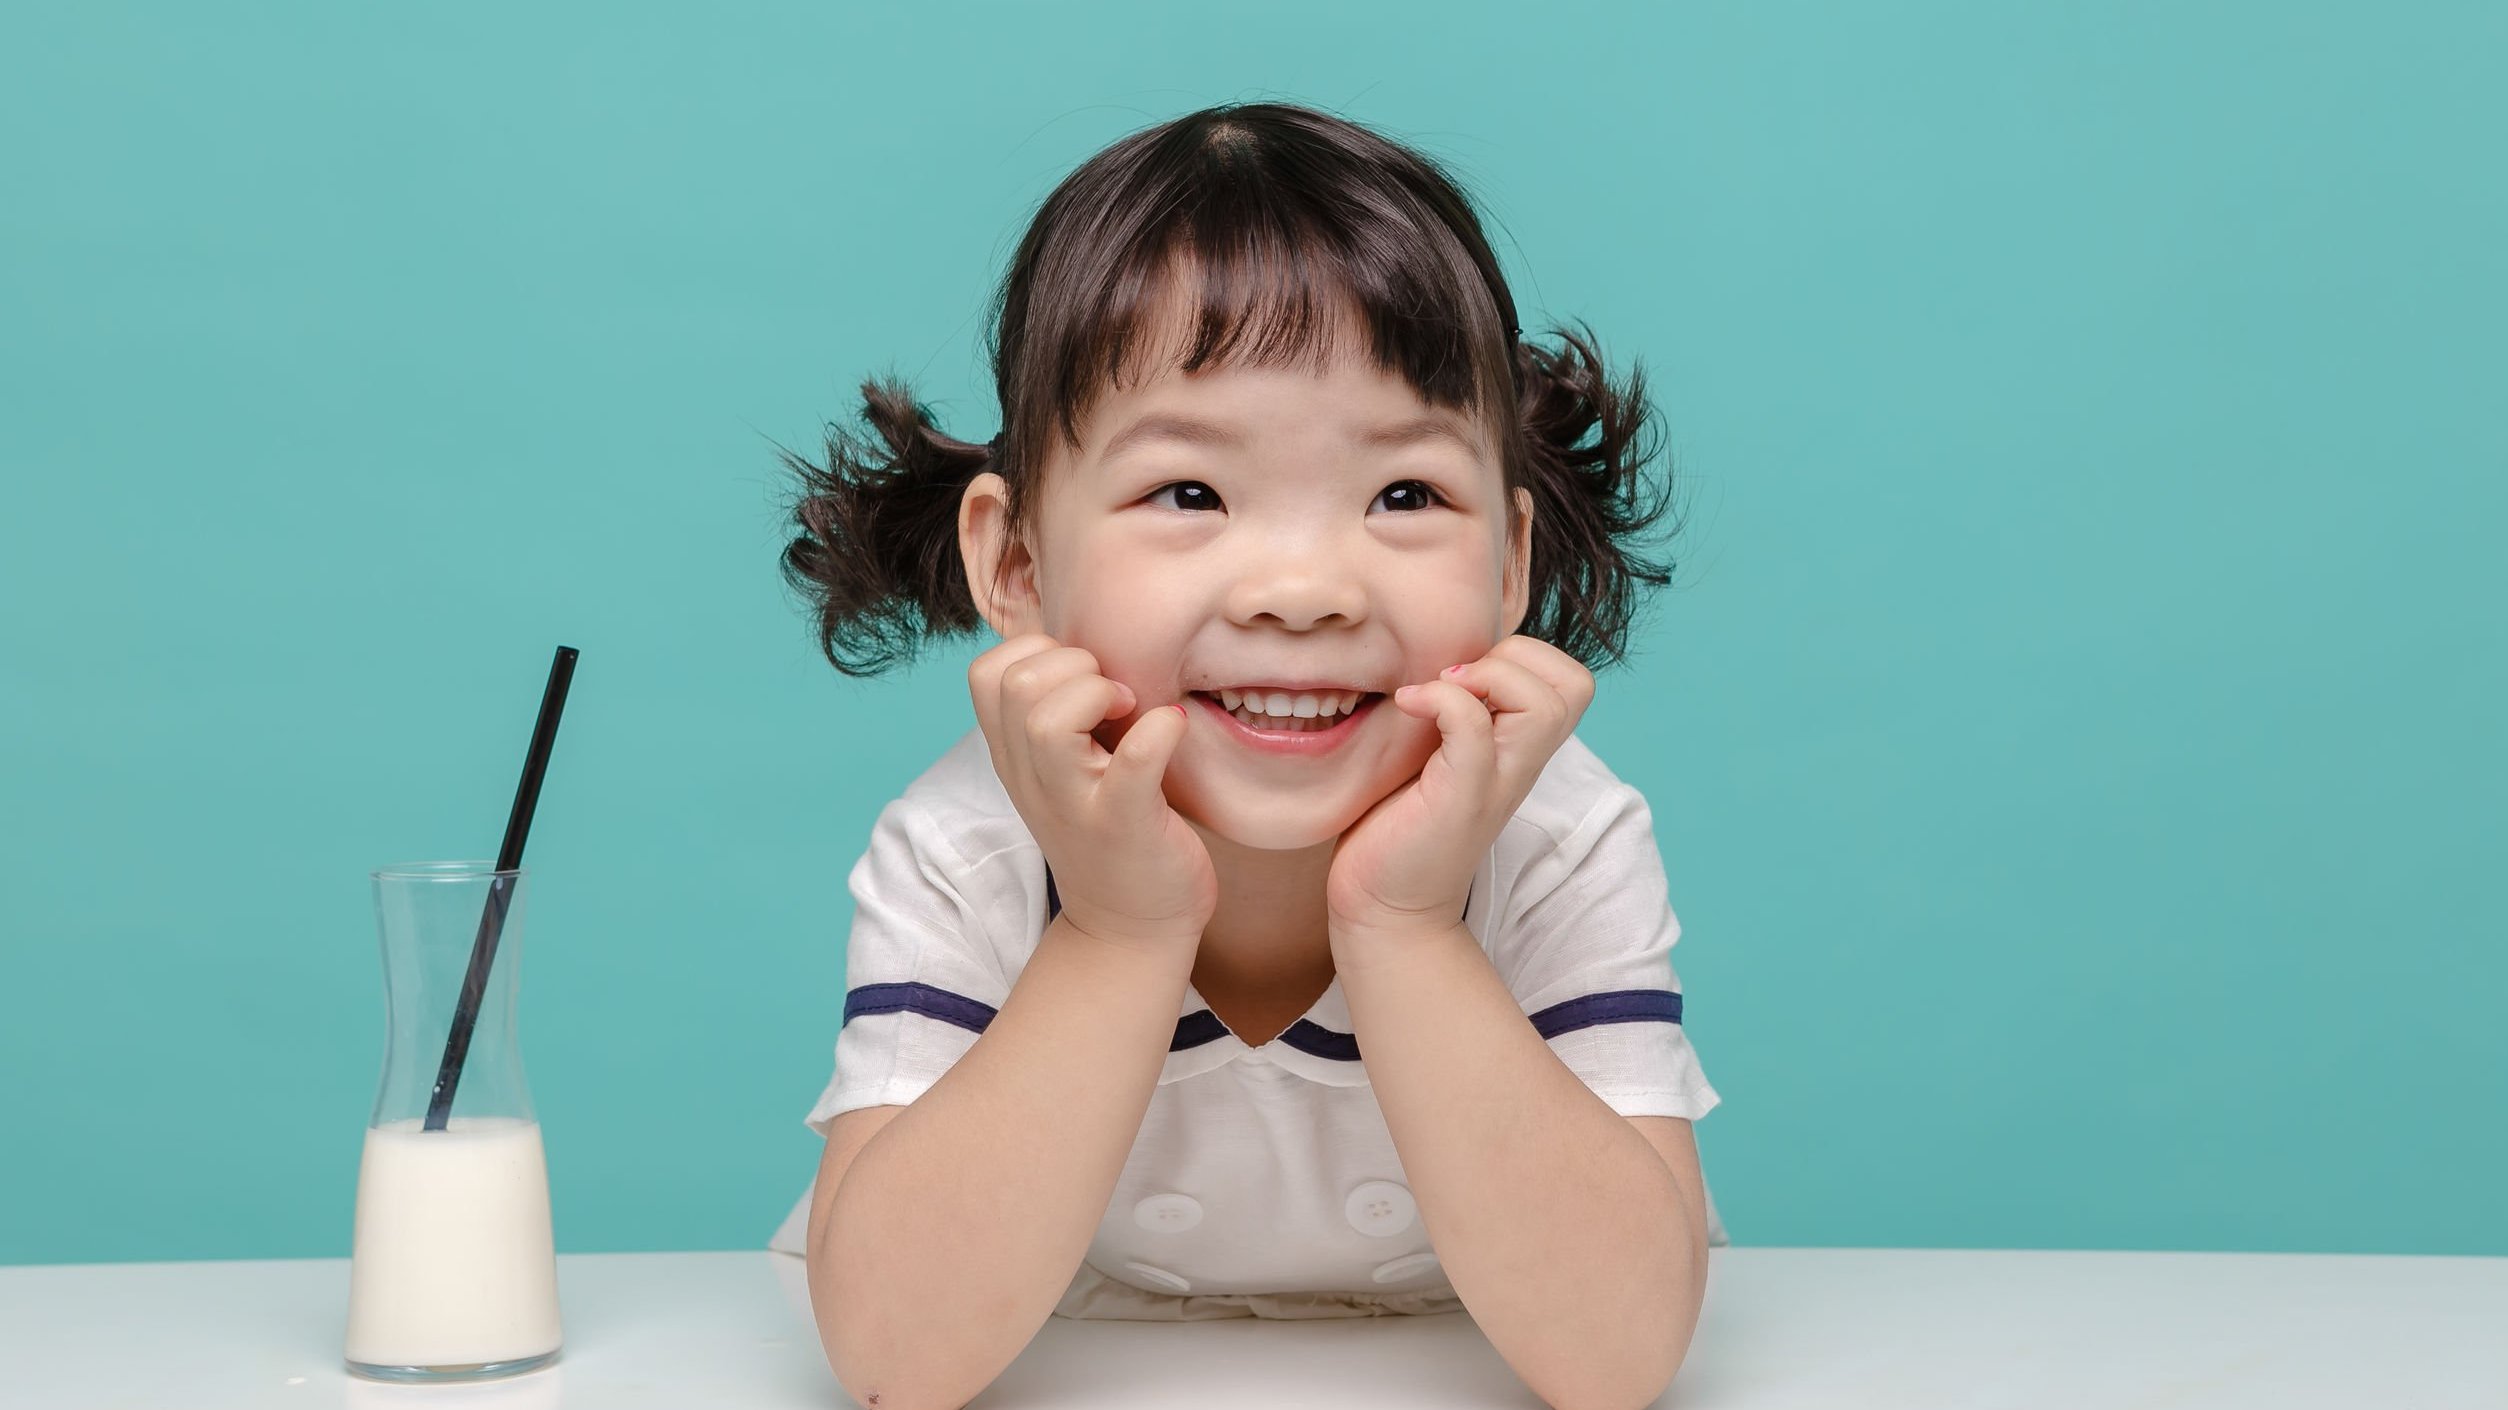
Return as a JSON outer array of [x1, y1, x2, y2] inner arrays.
[[971, 301, 1532, 852]]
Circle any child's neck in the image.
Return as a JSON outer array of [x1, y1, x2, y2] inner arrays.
[[1184, 818, 1338, 1021]]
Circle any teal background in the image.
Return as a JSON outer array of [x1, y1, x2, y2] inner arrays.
[[2, 1, 2500, 1265]]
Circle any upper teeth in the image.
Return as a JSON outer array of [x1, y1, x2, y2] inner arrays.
[[1214, 688, 1368, 718]]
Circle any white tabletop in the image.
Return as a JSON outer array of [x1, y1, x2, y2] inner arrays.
[[3, 1247, 2502, 1408]]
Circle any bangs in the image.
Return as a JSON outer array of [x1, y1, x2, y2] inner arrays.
[[989, 106, 1524, 473]]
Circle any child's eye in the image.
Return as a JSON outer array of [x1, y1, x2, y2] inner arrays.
[[1145, 481, 1224, 512], [1373, 480, 1446, 513]]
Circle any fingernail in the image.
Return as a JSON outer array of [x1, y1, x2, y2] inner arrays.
[[1443, 664, 1464, 676]]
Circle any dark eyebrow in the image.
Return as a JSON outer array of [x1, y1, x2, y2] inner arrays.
[[1097, 411, 1481, 466], [1098, 413, 1247, 466], [1354, 414, 1480, 457]]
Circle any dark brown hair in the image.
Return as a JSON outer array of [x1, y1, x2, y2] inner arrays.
[[777, 101, 1682, 678]]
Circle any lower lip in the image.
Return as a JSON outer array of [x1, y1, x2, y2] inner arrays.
[[1192, 693, 1380, 757]]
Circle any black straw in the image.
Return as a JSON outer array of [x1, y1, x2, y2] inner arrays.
[[423, 645, 579, 1132]]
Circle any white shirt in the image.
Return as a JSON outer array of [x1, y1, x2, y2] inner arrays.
[[767, 726, 1726, 1319]]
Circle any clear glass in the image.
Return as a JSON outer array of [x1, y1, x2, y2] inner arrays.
[[344, 861, 563, 1383]]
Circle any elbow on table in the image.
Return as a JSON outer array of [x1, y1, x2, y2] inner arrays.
[[821, 1341, 992, 1410], [1517, 1302, 1694, 1410], [811, 1271, 1016, 1410], [1524, 1354, 1685, 1404], [809, 1300, 943, 1410]]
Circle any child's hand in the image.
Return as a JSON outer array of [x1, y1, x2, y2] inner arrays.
[[1325, 634, 1595, 953], [968, 633, 1217, 958]]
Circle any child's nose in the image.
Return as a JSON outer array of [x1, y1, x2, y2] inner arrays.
[[1222, 554, 1369, 631]]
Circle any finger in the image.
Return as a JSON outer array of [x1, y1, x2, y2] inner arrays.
[[970, 631, 1061, 693], [1103, 698, 1189, 806], [995, 645, 1102, 760], [969, 633, 1064, 780], [1027, 672, 1133, 791], [987, 639, 1095, 798], [1440, 657, 1574, 804], [997, 643, 1101, 713], [1392, 678, 1497, 805], [1442, 656, 1566, 742], [1484, 634, 1596, 716], [968, 632, 1050, 730]]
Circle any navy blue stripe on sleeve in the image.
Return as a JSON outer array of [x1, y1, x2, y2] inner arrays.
[[1527, 987, 1683, 1038], [843, 981, 998, 1035]]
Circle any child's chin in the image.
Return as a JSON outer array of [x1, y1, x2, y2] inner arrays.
[[1172, 788, 1362, 853], [1212, 816, 1345, 851]]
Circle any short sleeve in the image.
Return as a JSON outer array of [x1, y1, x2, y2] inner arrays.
[[802, 796, 1015, 1139], [1494, 782, 1721, 1122]]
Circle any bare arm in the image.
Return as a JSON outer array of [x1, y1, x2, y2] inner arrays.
[[805, 914, 1195, 1410], [1335, 923, 1706, 1410]]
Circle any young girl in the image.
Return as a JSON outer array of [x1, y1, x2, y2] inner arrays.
[[766, 102, 1724, 1408]]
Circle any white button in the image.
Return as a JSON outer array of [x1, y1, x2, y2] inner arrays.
[[1344, 1179, 1417, 1237], [1132, 1193, 1203, 1233], [1121, 1261, 1193, 1293], [1370, 1252, 1442, 1284]]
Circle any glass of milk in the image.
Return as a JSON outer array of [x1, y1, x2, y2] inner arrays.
[[346, 861, 562, 1382]]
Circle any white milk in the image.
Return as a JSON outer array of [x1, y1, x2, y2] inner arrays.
[[345, 1116, 562, 1371]]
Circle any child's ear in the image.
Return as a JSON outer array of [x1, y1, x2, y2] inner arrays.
[[959, 471, 1044, 639], [1501, 485, 1534, 637]]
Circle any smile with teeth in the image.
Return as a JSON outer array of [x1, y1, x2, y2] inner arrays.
[[1197, 687, 1378, 733]]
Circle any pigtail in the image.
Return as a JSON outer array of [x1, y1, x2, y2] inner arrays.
[[776, 374, 995, 677], [1510, 319, 1684, 671]]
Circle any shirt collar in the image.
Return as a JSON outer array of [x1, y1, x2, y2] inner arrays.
[[1156, 972, 1373, 1087]]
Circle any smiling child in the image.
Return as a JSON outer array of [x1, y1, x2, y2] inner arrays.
[[768, 101, 1725, 1410]]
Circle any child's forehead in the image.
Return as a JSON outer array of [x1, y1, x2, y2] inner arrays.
[[1092, 356, 1465, 445], [1072, 303, 1498, 464]]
